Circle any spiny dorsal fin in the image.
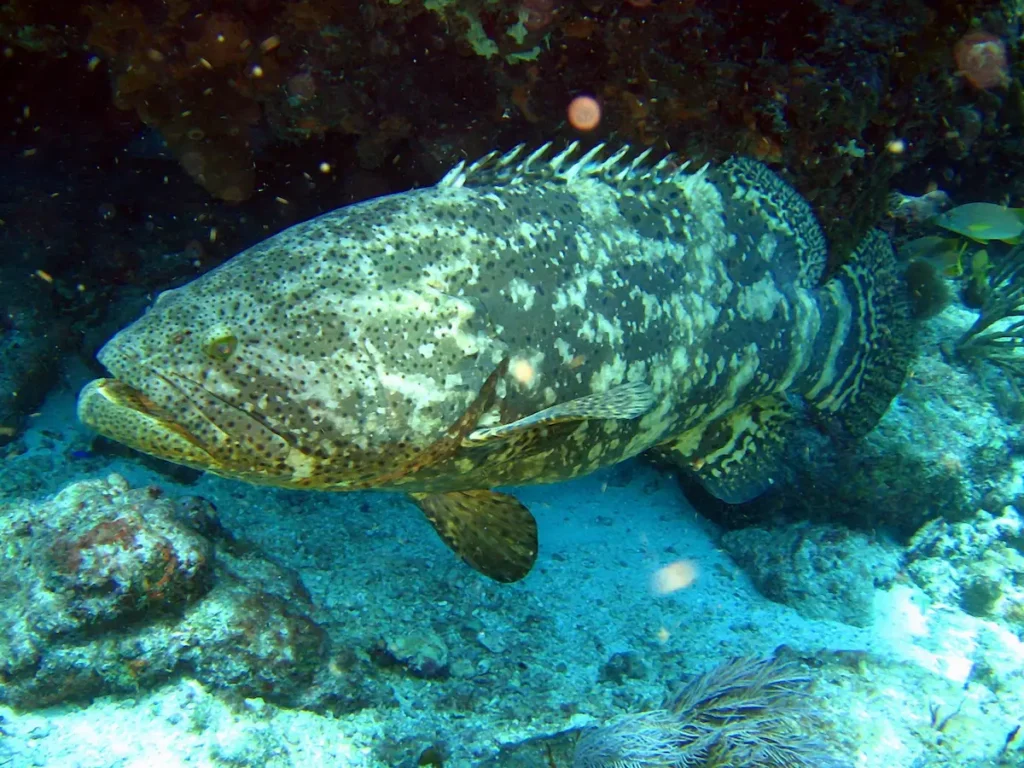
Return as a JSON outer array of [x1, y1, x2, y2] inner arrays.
[[438, 142, 705, 194], [464, 381, 657, 444]]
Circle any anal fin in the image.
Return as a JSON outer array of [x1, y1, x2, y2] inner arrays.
[[410, 490, 538, 582], [653, 395, 794, 504]]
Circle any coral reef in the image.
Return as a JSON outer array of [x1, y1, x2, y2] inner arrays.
[[905, 503, 1024, 628], [0, 475, 328, 708], [2, 2, 1024, 764], [0, 0, 1016, 217], [953, 242, 1024, 382]]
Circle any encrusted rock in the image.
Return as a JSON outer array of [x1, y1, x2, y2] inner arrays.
[[374, 629, 450, 679], [0, 475, 328, 708], [720, 522, 902, 627]]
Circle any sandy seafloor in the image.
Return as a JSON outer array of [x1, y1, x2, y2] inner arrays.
[[1, 365, 1022, 768]]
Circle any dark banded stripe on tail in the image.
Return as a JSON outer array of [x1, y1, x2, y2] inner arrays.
[[805, 228, 914, 436]]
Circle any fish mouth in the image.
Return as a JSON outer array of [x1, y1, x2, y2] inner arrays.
[[79, 364, 299, 481], [77, 377, 218, 469]]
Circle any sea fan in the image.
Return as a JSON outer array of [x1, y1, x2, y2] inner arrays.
[[572, 656, 851, 768], [955, 243, 1024, 381]]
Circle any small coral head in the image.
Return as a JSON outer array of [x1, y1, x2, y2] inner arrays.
[[519, 0, 557, 31], [954, 30, 1010, 90]]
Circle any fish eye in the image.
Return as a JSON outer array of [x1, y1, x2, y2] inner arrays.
[[203, 333, 238, 361]]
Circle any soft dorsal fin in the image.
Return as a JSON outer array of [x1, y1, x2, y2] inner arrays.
[[464, 381, 657, 445], [714, 156, 828, 288]]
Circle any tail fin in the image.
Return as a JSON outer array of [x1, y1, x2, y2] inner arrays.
[[804, 229, 914, 437]]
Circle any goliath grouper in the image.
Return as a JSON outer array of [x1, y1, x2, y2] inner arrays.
[[78, 143, 912, 582]]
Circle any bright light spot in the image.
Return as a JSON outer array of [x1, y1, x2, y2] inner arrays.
[[510, 358, 536, 387], [651, 560, 699, 595], [886, 138, 906, 154], [319, 162, 332, 174], [567, 95, 602, 132]]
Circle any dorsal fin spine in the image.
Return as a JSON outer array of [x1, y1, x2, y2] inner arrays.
[[598, 145, 632, 174], [564, 143, 606, 181], [498, 145, 525, 168], [547, 142, 579, 172], [523, 142, 555, 171]]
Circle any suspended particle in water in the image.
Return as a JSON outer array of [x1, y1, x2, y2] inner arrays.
[[954, 30, 1009, 90], [567, 95, 601, 132]]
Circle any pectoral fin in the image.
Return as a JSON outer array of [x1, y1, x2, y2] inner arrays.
[[410, 489, 538, 582], [465, 381, 656, 444]]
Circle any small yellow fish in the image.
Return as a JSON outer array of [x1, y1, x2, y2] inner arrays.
[[934, 202, 1024, 244], [970, 248, 991, 290]]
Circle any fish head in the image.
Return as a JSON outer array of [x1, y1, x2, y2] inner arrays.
[[77, 204, 504, 488], [78, 275, 300, 482]]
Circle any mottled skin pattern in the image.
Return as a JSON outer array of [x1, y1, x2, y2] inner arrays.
[[79, 144, 907, 506]]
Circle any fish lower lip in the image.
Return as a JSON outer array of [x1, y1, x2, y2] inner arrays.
[[77, 377, 213, 464]]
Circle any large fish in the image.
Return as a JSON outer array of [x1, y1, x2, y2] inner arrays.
[[78, 143, 913, 582]]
